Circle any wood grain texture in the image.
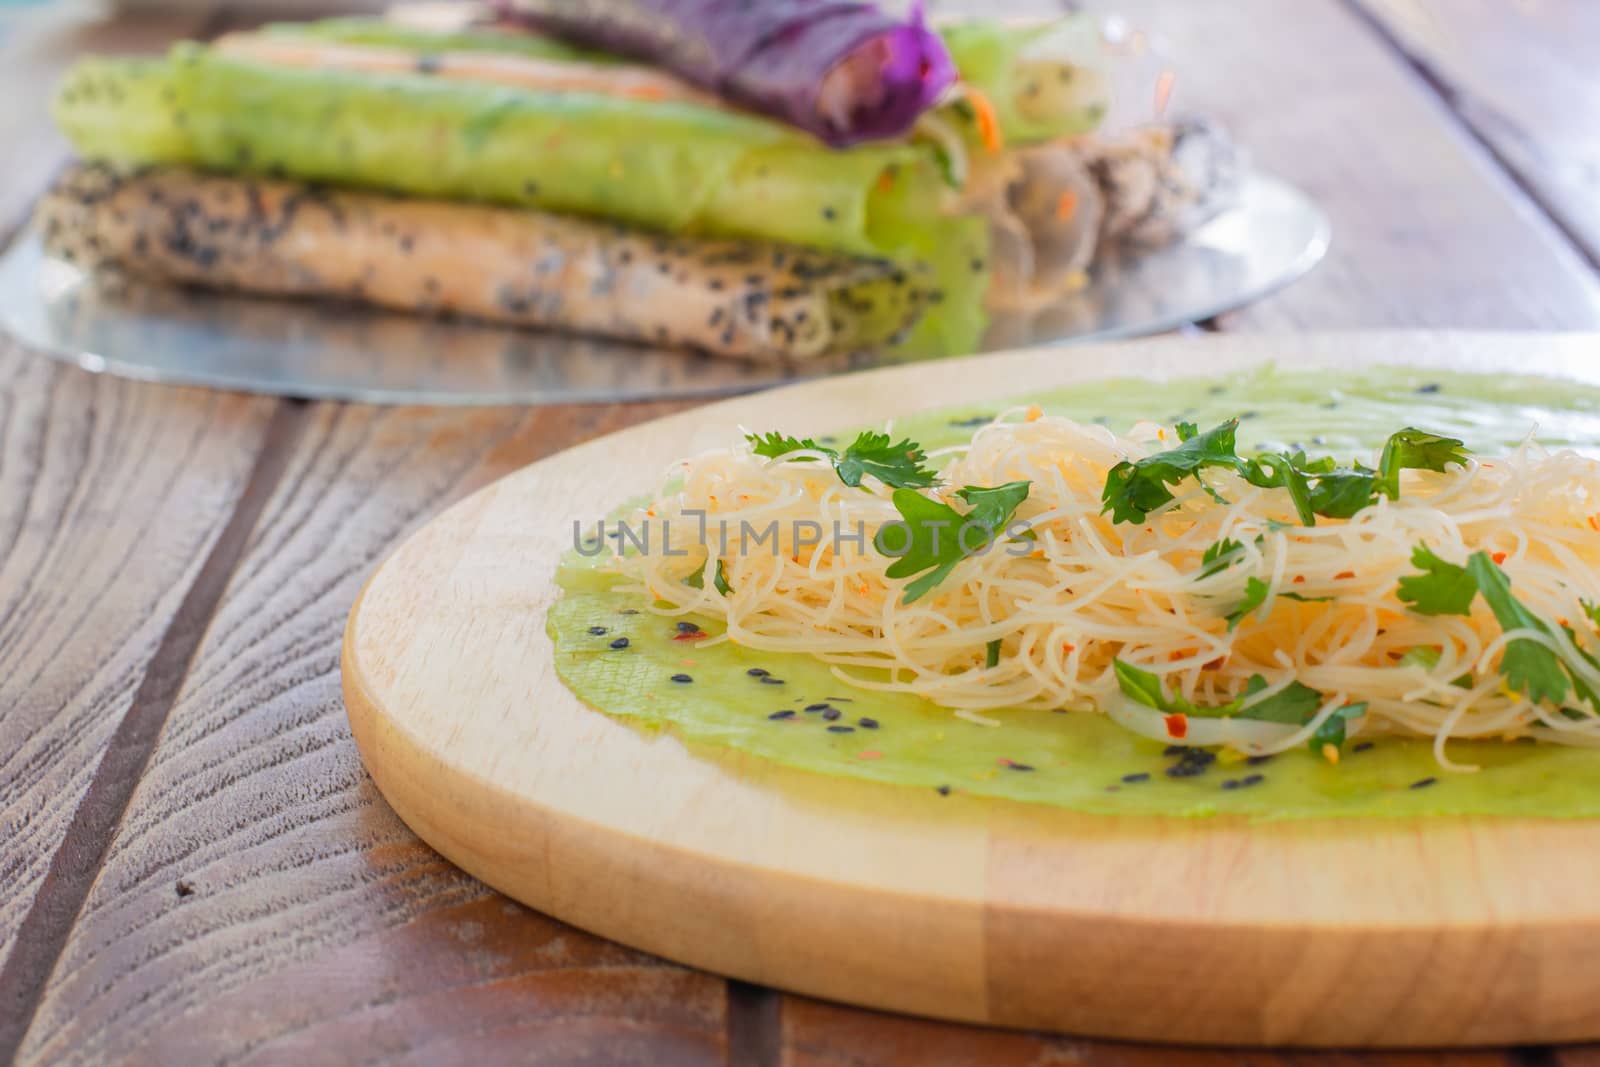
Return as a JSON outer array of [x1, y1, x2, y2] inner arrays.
[[1353, 0, 1600, 270], [12, 399, 723, 1066], [0, 339, 273, 967], [343, 332, 1600, 1048], [776, 997, 1522, 1067], [1083, 0, 1600, 330]]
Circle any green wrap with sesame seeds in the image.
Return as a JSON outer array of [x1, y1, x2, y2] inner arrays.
[[51, 44, 990, 354], [551, 366, 1600, 819]]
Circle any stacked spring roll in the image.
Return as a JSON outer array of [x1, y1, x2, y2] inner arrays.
[[41, 6, 1238, 362]]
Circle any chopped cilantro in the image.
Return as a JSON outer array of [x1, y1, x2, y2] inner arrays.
[[1101, 419, 1241, 523], [1114, 661, 1331, 731], [985, 639, 1001, 669], [747, 429, 937, 489], [713, 559, 733, 596], [1103, 421, 1471, 527], [1308, 702, 1367, 753], [1199, 537, 1244, 579], [1398, 646, 1473, 688], [1376, 428, 1470, 499], [1398, 544, 1600, 711], [1465, 552, 1574, 707], [1225, 577, 1271, 630], [884, 481, 1031, 603], [1396, 544, 1478, 616]]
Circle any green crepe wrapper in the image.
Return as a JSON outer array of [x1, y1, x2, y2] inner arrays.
[[52, 46, 989, 354]]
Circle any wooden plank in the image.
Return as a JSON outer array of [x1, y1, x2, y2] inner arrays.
[[1084, 0, 1600, 329], [12, 398, 730, 1065], [1353, 0, 1600, 271], [777, 997, 1522, 1066], [0, 342, 277, 1036]]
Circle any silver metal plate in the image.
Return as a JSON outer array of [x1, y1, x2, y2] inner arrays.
[[0, 172, 1328, 405]]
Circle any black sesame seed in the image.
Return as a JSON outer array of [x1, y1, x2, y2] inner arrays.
[[827, 725, 855, 733], [587, 626, 608, 636], [768, 709, 795, 720], [1121, 772, 1150, 783], [1163, 745, 1187, 756], [1353, 741, 1375, 752], [936, 785, 951, 796], [1006, 762, 1035, 772], [822, 206, 838, 221], [859, 717, 879, 729], [1415, 382, 1442, 394], [1410, 777, 1438, 790], [1241, 774, 1265, 787], [804, 703, 832, 712], [608, 637, 630, 650], [821, 708, 842, 721], [1246, 754, 1274, 765], [1221, 779, 1242, 790], [620, 609, 640, 615], [675, 621, 701, 634], [759, 676, 785, 685], [747, 668, 770, 677], [670, 674, 693, 684]]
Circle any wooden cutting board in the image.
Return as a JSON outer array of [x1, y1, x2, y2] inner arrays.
[[343, 331, 1600, 1047]]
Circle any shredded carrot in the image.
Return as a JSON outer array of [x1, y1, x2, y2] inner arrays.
[[1055, 190, 1078, 222], [967, 87, 1004, 154], [1335, 570, 1356, 580], [1164, 713, 1188, 739]]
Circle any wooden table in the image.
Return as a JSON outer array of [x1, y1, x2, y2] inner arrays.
[[2, 2, 1599, 1064]]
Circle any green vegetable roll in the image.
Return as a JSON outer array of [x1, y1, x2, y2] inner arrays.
[[940, 18, 1109, 144], [53, 45, 990, 353]]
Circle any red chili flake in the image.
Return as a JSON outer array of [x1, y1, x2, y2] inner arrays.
[[1492, 551, 1507, 565], [1335, 570, 1356, 580], [672, 632, 704, 642], [857, 750, 883, 761], [1292, 575, 1306, 584], [1164, 713, 1189, 739]]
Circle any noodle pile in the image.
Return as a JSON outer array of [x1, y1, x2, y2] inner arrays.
[[611, 410, 1600, 767]]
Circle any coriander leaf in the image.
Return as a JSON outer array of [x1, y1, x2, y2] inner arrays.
[[1112, 660, 1220, 716], [834, 430, 938, 489], [1582, 598, 1600, 629], [747, 431, 831, 460], [1225, 576, 1272, 630], [885, 483, 1030, 604], [1377, 428, 1470, 499], [1175, 420, 1199, 442], [1238, 453, 1316, 526], [1101, 418, 1241, 524], [1199, 537, 1244, 579], [1308, 702, 1367, 752], [713, 559, 733, 596], [1397, 544, 1478, 616], [1280, 591, 1333, 603], [1465, 551, 1571, 706], [1235, 677, 1324, 724], [1115, 662, 1331, 729], [954, 481, 1031, 529], [1398, 644, 1475, 688], [985, 639, 1001, 669], [1305, 466, 1379, 519]]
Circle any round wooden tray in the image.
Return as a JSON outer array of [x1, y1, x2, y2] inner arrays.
[[342, 332, 1600, 1047]]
